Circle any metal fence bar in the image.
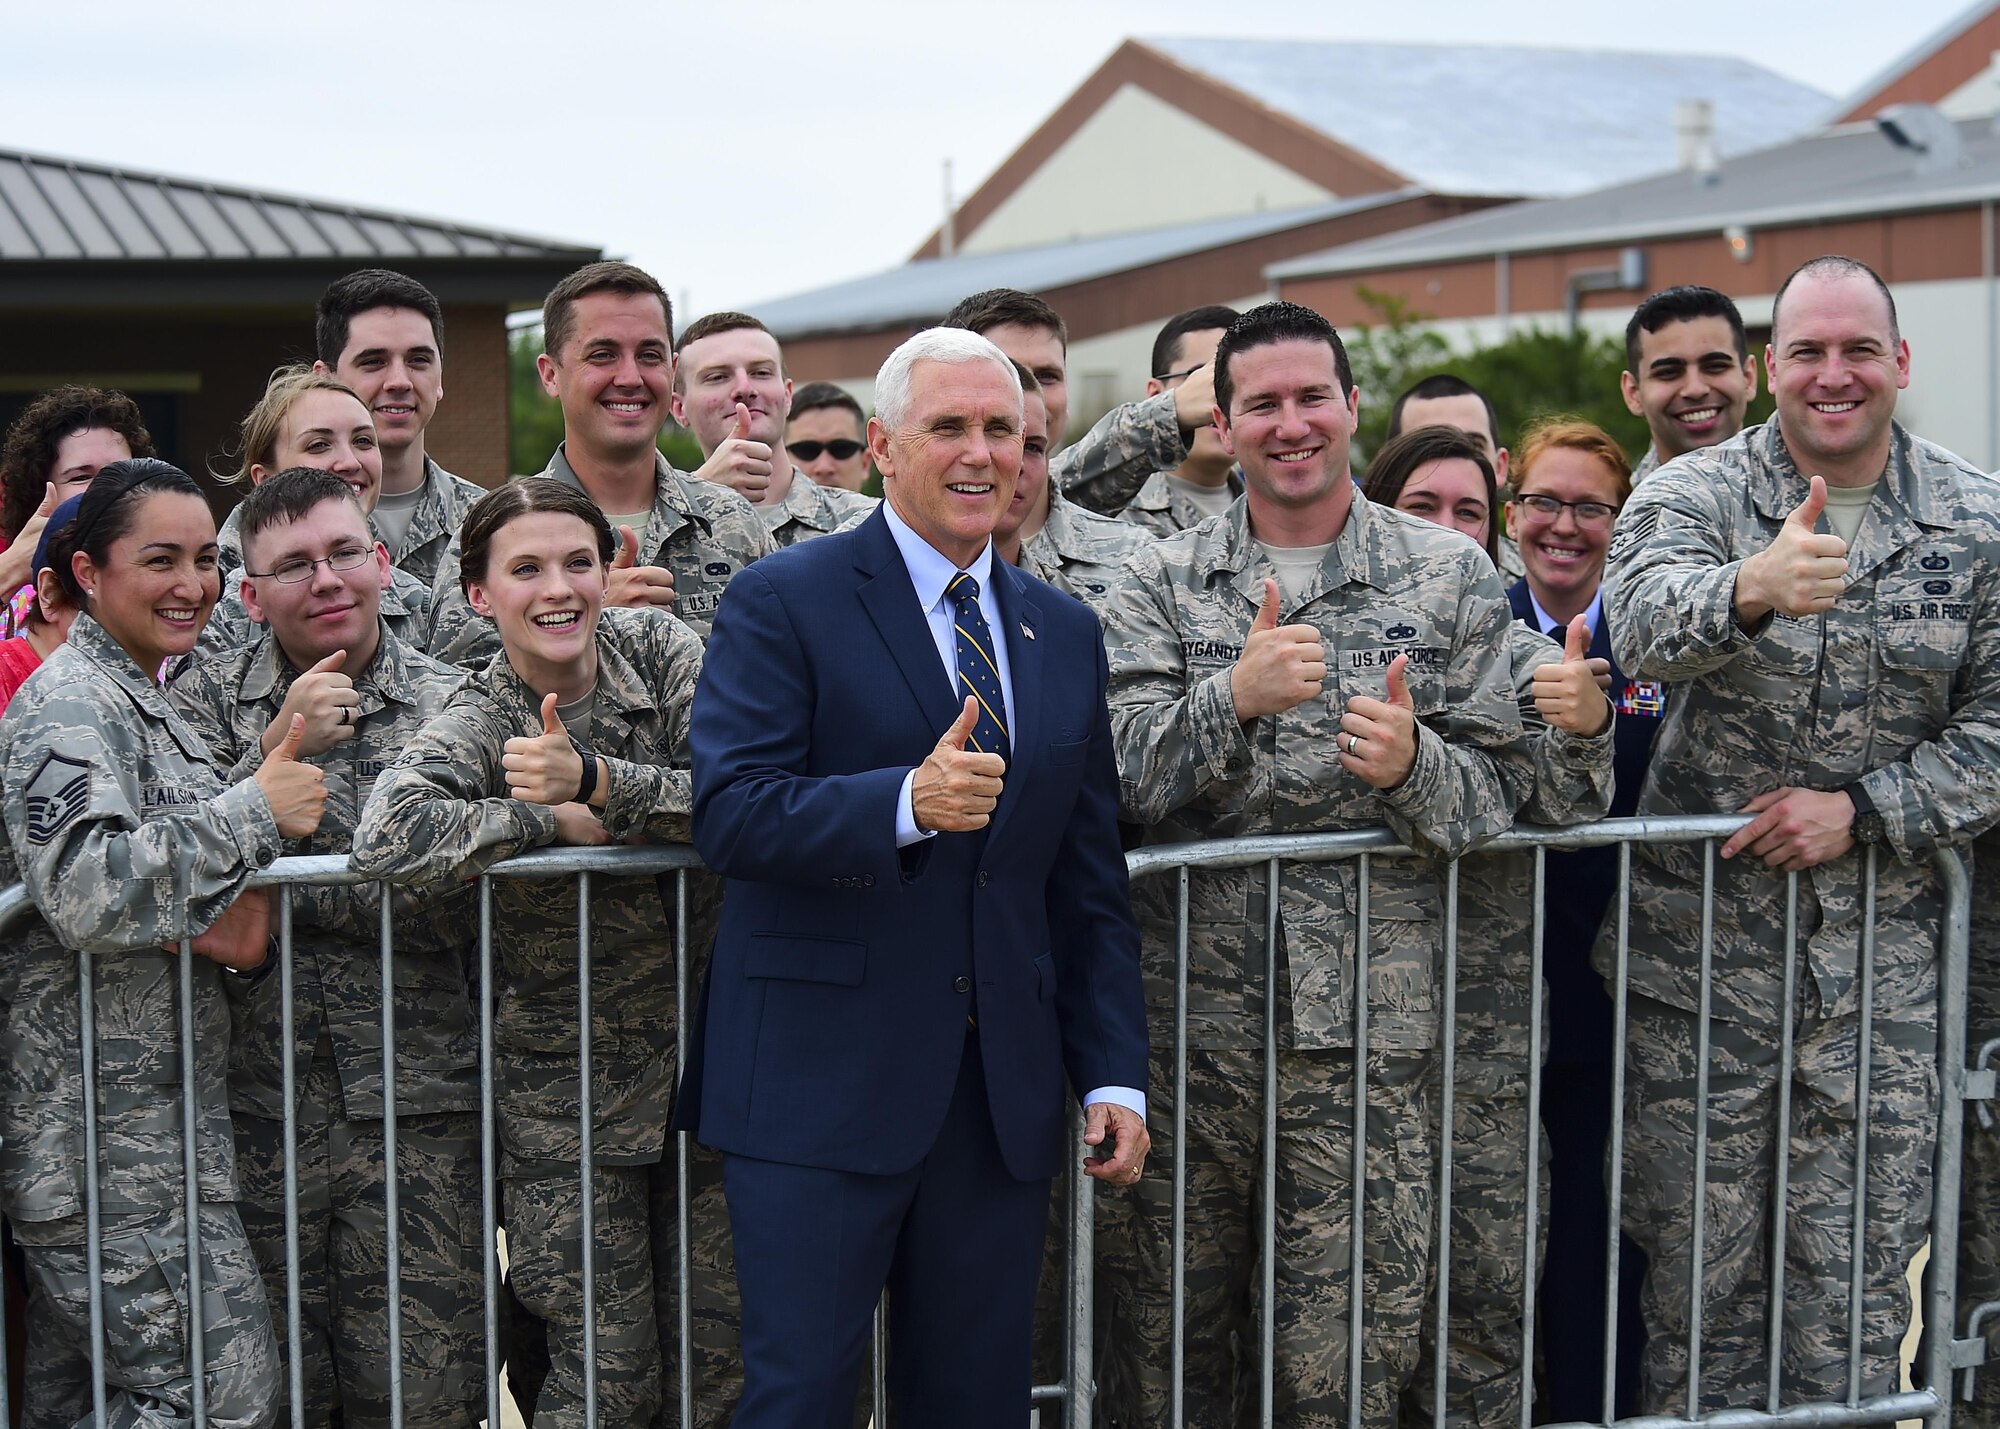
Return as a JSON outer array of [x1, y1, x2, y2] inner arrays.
[[1171, 863, 1189, 1429], [1769, 873, 1801, 1414], [577, 870, 598, 1429], [78, 950, 107, 1429], [1066, 1104, 1096, 1428], [1347, 853, 1371, 1429], [1433, 859, 1460, 1429], [176, 859, 207, 1429], [477, 877, 502, 1429], [872, 1295, 889, 1427], [1522, 844, 1548, 1429], [1687, 838, 1719, 1420], [1928, 848, 1974, 1422], [280, 887, 304, 1429], [378, 888, 404, 1429], [1847, 848, 1879, 1408], [1603, 842, 1633, 1427], [1262, 855, 1281, 1428], [675, 868, 695, 1429]]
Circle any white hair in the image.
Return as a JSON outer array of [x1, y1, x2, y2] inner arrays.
[[872, 327, 1023, 432]]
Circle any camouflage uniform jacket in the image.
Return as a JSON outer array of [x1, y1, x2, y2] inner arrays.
[[1054, 392, 1188, 517], [1120, 468, 1245, 539], [394, 457, 489, 587], [425, 444, 775, 665], [1603, 417, 2000, 1026], [1016, 488, 1153, 618], [764, 468, 877, 548], [351, 606, 704, 1163], [0, 614, 284, 1221], [1103, 493, 1530, 1050], [166, 622, 476, 1122], [1631, 447, 1663, 485]]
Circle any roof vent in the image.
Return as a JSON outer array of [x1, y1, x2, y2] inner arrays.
[[1876, 103, 1966, 172], [1676, 99, 1719, 183]]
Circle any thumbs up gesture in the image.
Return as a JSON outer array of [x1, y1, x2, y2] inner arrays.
[[264, 648, 358, 758], [253, 714, 328, 837], [1229, 578, 1327, 722], [503, 692, 593, 806], [694, 399, 775, 502], [911, 695, 1008, 832], [1530, 614, 1615, 736], [605, 524, 678, 611], [1736, 475, 1850, 622], [1339, 652, 1421, 790]]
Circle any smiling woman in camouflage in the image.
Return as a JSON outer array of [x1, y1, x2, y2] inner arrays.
[[352, 478, 729, 1428], [0, 458, 329, 1429]]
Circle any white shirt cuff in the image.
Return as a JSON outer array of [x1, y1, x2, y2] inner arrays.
[[895, 769, 938, 849], [1084, 1086, 1146, 1119]]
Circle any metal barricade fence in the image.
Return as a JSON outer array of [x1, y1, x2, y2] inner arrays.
[[0, 816, 1977, 1429]]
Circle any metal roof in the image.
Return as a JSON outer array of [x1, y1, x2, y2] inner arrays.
[[1141, 36, 1833, 199], [0, 147, 597, 263], [755, 192, 1423, 338], [1267, 117, 2000, 280]]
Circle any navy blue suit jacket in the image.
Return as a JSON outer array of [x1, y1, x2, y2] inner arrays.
[[683, 509, 1148, 1183]]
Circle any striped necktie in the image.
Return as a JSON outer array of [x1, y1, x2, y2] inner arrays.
[[946, 572, 1010, 766]]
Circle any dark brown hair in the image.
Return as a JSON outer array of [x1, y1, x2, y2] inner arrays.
[[457, 478, 614, 591], [0, 386, 156, 539], [542, 261, 672, 361], [1360, 424, 1499, 564], [942, 288, 1068, 348], [55, 458, 208, 604]]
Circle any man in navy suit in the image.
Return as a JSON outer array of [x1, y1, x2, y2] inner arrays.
[[683, 327, 1151, 1426]]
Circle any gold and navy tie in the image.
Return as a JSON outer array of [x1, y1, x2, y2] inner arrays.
[[946, 572, 1010, 766]]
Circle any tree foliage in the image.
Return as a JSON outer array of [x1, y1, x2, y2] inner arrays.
[[508, 323, 703, 477]]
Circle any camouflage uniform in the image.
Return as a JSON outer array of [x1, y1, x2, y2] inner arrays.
[[1120, 468, 1244, 539], [167, 622, 481, 1429], [1631, 447, 1663, 485], [352, 607, 736, 1429], [425, 445, 774, 666], [0, 613, 283, 1429], [1098, 493, 1530, 1426], [1015, 488, 1153, 619], [1053, 392, 1188, 518], [1407, 620, 1616, 1428], [1601, 418, 2000, 1412], [393, 457, 490, 587], [761, 468, 877, 548]]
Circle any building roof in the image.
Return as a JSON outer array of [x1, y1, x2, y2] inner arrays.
[[0, 147, 597, 263], [1142, 36, 1833, 198], [1268, 116, 2000, 279], [757, 193, 1422, 339], [1833, 0, 2000, 122]]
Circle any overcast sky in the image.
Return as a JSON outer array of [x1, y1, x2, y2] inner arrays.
[[2, 0, 1978, 318]]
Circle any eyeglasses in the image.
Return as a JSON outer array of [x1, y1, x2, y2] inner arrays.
[[786, 439, 867, 462], [1153, 363, 1206, 385], [1512, 494, 1619, 530], [244, 545, 374, 584]]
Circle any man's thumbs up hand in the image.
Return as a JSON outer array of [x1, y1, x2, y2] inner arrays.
[[1736, 473, 1851, 622], [912, 695, 1006, 832], [1231, 578, 1327, 722], [1340, 652, 1420, 790], [503, 691, 590, 806]]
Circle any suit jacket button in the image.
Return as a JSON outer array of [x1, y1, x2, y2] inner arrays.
[[861, 874, 875, 888], [953, 976, 971, 994], [976, 871, 990, 887]]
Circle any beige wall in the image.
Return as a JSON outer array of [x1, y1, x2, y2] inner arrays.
[[961, 84, 1333, 256]]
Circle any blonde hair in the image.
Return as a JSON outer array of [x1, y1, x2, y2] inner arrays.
[[1513, 418, 1634, 506], [226, 365, 366, 486]]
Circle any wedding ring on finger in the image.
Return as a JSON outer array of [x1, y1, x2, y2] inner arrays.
[[1344, 732, 1361, 756]]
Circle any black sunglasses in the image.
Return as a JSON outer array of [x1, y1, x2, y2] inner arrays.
[[786, 439, 867, 462]]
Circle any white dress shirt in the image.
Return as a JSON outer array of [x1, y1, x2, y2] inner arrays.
[[1526, 585, 1604, 643], [880, 500, 1144, 1119]]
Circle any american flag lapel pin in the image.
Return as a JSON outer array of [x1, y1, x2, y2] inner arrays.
[[1021, 622, 1035, 640]]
